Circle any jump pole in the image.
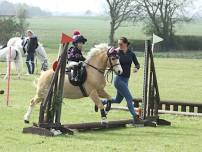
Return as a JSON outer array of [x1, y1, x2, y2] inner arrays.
[[23, 33, 75, 136], [140, 35, 170, 126], [6, 46, 12, 106]]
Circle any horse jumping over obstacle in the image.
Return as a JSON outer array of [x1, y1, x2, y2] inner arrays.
[[23, 34, 170, 136], [24, 41, 123, 124]]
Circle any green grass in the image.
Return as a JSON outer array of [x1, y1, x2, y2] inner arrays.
[[28, 16, 148, 51], [0, 52, 202, 152], [176, 20, 202, 36], [28, 17, 202, 50], [27, 16, 202, 59]]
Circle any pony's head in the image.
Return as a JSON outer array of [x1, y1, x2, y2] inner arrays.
[[107, 47, 123, 75], [87, 43, 123, 75]]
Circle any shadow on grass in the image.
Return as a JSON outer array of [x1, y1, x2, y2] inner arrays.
[[56, 124, 198, 141]]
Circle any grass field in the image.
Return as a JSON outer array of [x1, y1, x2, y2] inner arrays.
[[28, 16, 146, 49], [28, 16, 202, 51], [27, 16, 202, 59], [0, 16, 202, 152], [0, 54, 202, 152]]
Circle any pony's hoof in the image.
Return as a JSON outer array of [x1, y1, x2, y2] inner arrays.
[[101, 117, 108, 125], [24, 120, 29, 124], [50, 129, 62, 136], [94, 105, 98, 112]]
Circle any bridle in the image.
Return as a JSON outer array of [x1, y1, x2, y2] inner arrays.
[[84, 47, 120, 73], [84, 47, 121, 82], [107, 47, 120, 72]]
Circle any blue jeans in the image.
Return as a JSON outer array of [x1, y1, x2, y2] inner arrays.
[[102, 75, 136, 118]]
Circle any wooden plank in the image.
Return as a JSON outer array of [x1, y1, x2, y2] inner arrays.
[[55, 43, 69, 123], [22, 126, 74, 136], [158, 110, 202, 117], [133, 98, 202, 107], [111, 106, 202, 117], [142, 40, 150, 119], [23, 127, 54, 136], [64, 119, 134, 130]]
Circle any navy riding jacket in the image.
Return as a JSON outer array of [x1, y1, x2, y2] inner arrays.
[[118, 49, 140, 78], [26, 36, 38, 54]]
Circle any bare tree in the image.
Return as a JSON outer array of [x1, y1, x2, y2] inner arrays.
[[106, 0, 140, 45], [137, 0, 192, 49], [16, 4, 29, 36]]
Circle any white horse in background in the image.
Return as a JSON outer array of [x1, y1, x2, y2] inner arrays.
[[0, 46, 23, 79], [7, 37, 49, 72]]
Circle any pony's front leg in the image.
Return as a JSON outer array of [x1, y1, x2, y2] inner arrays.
[[98, 89, 112, 100], [14, 60, 21, 79], [97, 89, 113, 112], [89, 90, 108, 124]]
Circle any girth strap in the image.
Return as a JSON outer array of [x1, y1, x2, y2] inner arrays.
[[79, 85, 88, 97]]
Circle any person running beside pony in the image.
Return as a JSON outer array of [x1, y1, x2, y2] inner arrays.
[[100, 37, 141, 124]]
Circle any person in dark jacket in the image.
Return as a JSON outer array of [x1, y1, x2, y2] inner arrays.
[[67, 31, 87, 81], [101, 37, 141, 123], [25, 30, 38, 74]]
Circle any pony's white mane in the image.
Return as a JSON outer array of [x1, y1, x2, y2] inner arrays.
[[86, 43, 108, 60]]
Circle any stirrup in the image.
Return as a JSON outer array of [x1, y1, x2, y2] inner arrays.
[[105, 100, 112, 112]]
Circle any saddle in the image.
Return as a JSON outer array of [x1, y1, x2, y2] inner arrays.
[[66, 62, 87, 96]]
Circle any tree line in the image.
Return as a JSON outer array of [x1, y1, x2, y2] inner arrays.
[[106, 0, 195, 50], [0, 1, 51, 17], [0, 1, 52, 44]]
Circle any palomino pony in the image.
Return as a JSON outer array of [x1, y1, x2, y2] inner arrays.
[[0, 46, 23, 79], [24, 44, 123, 123], [7, 37, 49, 72]]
